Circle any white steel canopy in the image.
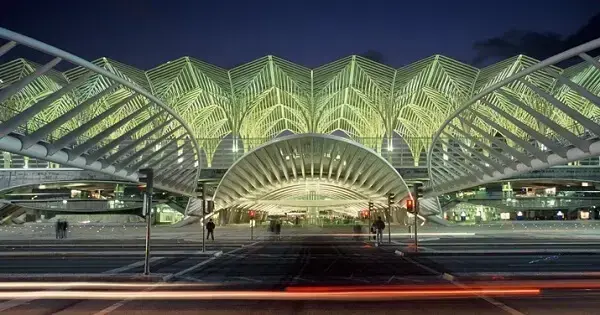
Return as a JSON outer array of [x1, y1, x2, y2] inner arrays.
[[0, 28, 201, 195], [213, 134, 410, 216], [427, 37, 600, 196]]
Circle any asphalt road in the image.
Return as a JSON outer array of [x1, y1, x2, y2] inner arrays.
[[408, 237, 600, 250], [1, 236, 600, 314]]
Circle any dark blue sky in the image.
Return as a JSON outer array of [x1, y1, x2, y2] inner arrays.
[[1, 0, 599, 69]]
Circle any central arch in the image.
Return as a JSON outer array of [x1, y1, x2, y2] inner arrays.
[[213, 134, 411, 216]]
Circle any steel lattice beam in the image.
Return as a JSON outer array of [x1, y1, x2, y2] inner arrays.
[[427, 37, 600, 196], [0, 28, 201, 196]]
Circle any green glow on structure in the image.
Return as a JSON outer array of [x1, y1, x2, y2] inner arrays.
[[1, 54, 598, 167]]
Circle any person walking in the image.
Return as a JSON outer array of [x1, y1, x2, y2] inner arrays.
[[63, 220, 69, 239], [206, 219, 215, 241], [375, 216, 385, 244], [275, 220, 282, 240]]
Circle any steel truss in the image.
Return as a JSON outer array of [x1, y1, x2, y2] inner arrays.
[[427, 37, 600, 195], [0, 28, 201, 195]]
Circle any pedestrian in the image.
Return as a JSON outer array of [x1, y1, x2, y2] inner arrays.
[[59, 220, 65, 239], [275, 220, 281, 240], [269, 220, 275, 233], [206, 218, 215, 240], [63, 220, 69, 239], [375, 216, 385, 244]]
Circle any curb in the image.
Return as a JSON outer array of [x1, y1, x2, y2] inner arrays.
[[0, 251, 222, 257]]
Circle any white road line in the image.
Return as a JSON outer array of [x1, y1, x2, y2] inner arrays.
[[179, 276, 204, 283], [418, 238, 441, 242], [95, 242, 261, 314], [293, 277, 316, 283], [92, 284, 160, 315], [234, 276, 262, 283], [93, 257, 221, 315], [103, 257, 164, 274], [397, 251, 526, 315], [323, 257, 340, 272], [165, 255, 221, 281], [454, 271, 600, 277], [0, 257, 164, 313]]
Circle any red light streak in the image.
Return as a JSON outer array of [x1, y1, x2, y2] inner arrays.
[[0, 289, 539, 301]]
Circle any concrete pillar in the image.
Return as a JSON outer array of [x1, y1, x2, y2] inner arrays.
[[2, 152, 11, 168], [396, 209, 409, 226], [234, 211, 240, 224], [219, 209, 229, 225]]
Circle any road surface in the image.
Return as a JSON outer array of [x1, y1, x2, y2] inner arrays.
[[0, 235, 600, 314]]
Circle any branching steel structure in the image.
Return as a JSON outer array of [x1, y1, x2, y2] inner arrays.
[[2, 26, 600, 207], [428, 38, 600, 196], [0, 28, 201, 196]]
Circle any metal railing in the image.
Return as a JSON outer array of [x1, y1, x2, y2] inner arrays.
[[12, 199, 143, 211]]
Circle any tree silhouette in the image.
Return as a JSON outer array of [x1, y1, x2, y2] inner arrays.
[[359, 50, 386, 64], [472, 12, 600, 66]]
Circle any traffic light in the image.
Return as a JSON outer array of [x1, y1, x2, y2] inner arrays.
[[368, 201, 374, 212], [249, 210, 256, 219], [388, 193, 395, 205], [406, 199, 414, 213], [415, 183, 425, 199], [139, 168, 154, 189]]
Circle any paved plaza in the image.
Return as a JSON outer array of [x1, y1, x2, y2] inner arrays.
[[1, 220, 599, 241]]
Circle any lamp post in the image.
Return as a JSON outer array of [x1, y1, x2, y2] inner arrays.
[[139, 168, 153, 275]]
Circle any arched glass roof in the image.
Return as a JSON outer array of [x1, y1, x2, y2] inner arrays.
[[213, 134, 410, 216]]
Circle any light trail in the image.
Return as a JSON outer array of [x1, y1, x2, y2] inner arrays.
[[0, 282, 208, 289], [0, 279, 598, 292], [0, 289, 540, 301]]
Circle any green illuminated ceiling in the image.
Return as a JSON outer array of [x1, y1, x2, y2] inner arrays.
[[2, 54, 599, 166]]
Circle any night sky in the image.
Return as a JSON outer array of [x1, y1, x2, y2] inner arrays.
[[1, 0, 600, 69]]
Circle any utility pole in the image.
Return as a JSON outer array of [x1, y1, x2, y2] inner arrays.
[[368, 200, 374, 240], [249, 210, 255, 240], [140, 168, 153, 275], [200, 183, 206, 252], [387, 193, 394, 243], [413, 183, 423, 253]]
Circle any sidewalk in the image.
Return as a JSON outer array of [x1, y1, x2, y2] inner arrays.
[[0, 223, 281, 241], [1, 221, 599, 240]]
